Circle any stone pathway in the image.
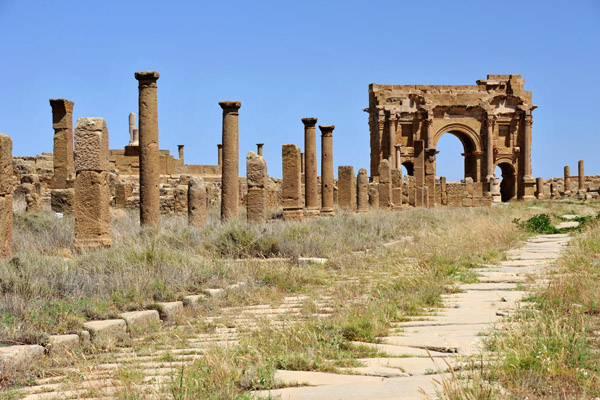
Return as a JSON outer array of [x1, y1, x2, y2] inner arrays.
[[8, 232, 573, 400]]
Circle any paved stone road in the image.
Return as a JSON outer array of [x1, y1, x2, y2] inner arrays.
[[12, 232, 572, 399]]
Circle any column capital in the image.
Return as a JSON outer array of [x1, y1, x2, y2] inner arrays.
[[217, 143, 223, 149], [319, 125, 335, 137], [301, 117, 318, 127], [177, 144, 184, 149], [219, 101, 242, 111], [524, 116, 533, 126], [49, 98, 74, 113], [134, 71, 160, 87]]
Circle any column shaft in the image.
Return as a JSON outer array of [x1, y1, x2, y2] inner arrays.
[[319, 125, 335, 216], [219, 101, 241, 221], [302, 118, 319, 216]]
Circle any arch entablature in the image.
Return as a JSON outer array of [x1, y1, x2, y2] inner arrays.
[[432, 123, 482, 153]]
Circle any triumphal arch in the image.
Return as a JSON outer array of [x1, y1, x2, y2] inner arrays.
[[367, 74, 536, 202]]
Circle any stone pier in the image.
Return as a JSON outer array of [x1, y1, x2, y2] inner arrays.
[[188, 178, 207, 227], [414, 140, 425, 207], [73, 118, 111, 252], [337, 166, 356, 211], [302, 118, 320, 217], [246, 152, 268, 224], [378, 159, 392, 210], [178, 145, 184, 163], [392, 169, 402, 209], [219, 101, 241, 221], [369, 183, 379, 210], [128, 113, 136, 145], [535, 177, 545, 199], [578, 160, 585, 193], [217, 144, 223, 169], [564, 165, 571, 195], [0, 134, 13, 257], [357, 168, 369, 213], [256, 143, 264, 157], [50, 99, 75, 189], [319, 125, 335, 216], [282, 144, 304, 221], [135, 71, 160, 228]]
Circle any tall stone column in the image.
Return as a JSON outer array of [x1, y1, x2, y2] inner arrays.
[[0, 134, 13, 258], [535, 177, 545, 199], [564, 165, 571, 194], [357, 168, 369, 213], [319, 125, 335, 216], [73, 118, 111, 252], [246, 152, 268, 224], [178, 145, 184, 163], [256, 143, 264, 156], [135, 71, 161, 228], [337, 166, 356, 211], [128, 112, 136, 145], [485, 117, 495, 182], [521, 115, 535, 199], [578, 160, 585, 192], [414, 140, 426, 207], [282, 144, 304, 221], [425, 119, 434, 150], [188, 178, 207, 227], [50, 99, 75, 189], [219, 101, 241, 221], [302, 118, 319, 217], [378, 159, 392, 209], [217, 144, 223, 168], [394, 144, 401, 169], [387, 111, 396, 165]]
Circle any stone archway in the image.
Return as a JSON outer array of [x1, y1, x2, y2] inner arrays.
[[433, 124, 482, 182], [496, 161, 516, 202], [402, 161, 414, 176]]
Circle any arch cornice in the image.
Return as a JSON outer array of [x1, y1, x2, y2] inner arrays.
[[433, 123, 482, 152]]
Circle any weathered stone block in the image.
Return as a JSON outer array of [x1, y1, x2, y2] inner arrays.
[[47, 334, 80, 357], [247, 152, 267, 188], [188, 178, 207, 227], [25, 193, 41, 213], [74, 171, 111, 252], [0, 195, 12, 258], [51, 188, 74, 213], [282, 144, 303, 221], [74, 118, 109, 172], [337, 166, 356, 211], [82, 319, 127, 345], [119, 310, 160, 334], [174, 185, 188, 215], [0, 134, 13, 196], [156, 301, 184, 322], [0, 345, 44, 372], [247, 187, 268, 224]]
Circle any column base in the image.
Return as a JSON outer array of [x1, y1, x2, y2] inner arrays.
[[74, 237, 112, 253], [283, 208, 305, 222], [320, 207, 335, 217], [304, 207, 321, 217], [521, 177, 536, 200]]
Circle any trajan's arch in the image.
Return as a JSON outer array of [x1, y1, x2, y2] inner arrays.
[[367, 74, 537, 201]]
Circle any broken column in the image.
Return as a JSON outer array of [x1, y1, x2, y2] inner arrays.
[[73, 118, 111, 252], [135, 71, 160, 228], [357, 168, 369, 213], [188, 178, 207, 227], [535, 177, 545, 199], [246, 151, 268, 224], [178, 145, 184, 163], [578, 160, 585, 193], [282, 144, 304, 221], [337, 166, 356, 211], [369, 183, 379, 210], [378, 159, 393, 209], [115, 181, 132, 208], [50, 99, 75, 189], [219, 101, 241, 221], [128, 113, 136, 145], [319, 125, 335, 216], [0, 134, 13, 257], [563, 165, 571, 195], [217, 144, 223, 168], [302, 118, 319, 217], [256, 143, 264, 157]]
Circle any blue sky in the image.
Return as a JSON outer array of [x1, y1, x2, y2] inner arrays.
[[1, 0, 599, 180]]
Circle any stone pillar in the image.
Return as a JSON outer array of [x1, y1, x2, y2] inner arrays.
[[219, 101, 241, 222], [319, 125, 335, 216], [387, 111, 396, 165], [369, 183, 379, 210], [357, 168, 369, 213], [440, 176, 449, 205], [256, 143, 264, 157], [301, 153, 305, 175], [217, 144, 223, 168], [337, 166, 356, 211], [535, 177, 545, 199], [0, 134, 13, 257], [135, 71, 161, 228], [115, 182, 132, 208], [282, 144, 304, 221], [578, 160, 585, 192], [378, 159, 392, 209], [425, 119, 434, 150], [128, 113, 136, 145], [132, 129, 139, 146], [414, 140, 425, 207], [188, 178, 207, 227], [174, 185, 188, 215], [50, 99, 75, 190], [394, 145, 401, 169], [73, 118, 111, 252], [564, 165, 571, 195], [485, 117, 494, 182], [246, 151, 268, 224], [302, 118, 319, 217], [178, 145, 184, 163], [521, 115, 535, 199], [392, 169, 403, 209]]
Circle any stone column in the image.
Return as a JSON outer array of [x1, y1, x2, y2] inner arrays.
[[578, 160, 585, 192], [178, 145, 184, 163], [485, 117, 494, 182], [174, 185, 188, 215], [135, 71, 161, 228], [425, 119, 434, 150], [282, 144, 304, 221], [319, 125, 335, 216], [73, 118, 111, 252], [247, 151, 268, 224], [128, 113, 136, 145], [394, 145, 401, 169], [188, 178, 207, 227], [219, 101, 241, 221], [50, 99, 75, 190], [378, 159, 392, 209], [256, 143, 264, 157], [387, 111, 396, 165], [301, 153, 305, 175], [414, 140, 426, 207], [115, 182, 132, 208], [521, 115, 535, 199], [302, 118, 319, 217], [217, 144, 223, 168], [132, 129, 139, 146], [0, 134, 13, 257], [337, 166, 356, 211], [564, 165, 571, 195], [392, 169, 403, 209], [357, 168, 369, 213], [369, 183, 379, 210], [535, 177, 545, 199]]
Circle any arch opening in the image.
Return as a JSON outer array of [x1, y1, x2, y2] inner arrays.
[[401, 161, 414, 176], [495, 163, 516, 202], [434, 130, 478, 182]]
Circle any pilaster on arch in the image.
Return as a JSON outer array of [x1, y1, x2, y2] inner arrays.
[[432, 123, 482, 152]]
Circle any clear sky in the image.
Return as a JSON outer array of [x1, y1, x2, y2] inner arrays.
[[1, 0, 599, 180]]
